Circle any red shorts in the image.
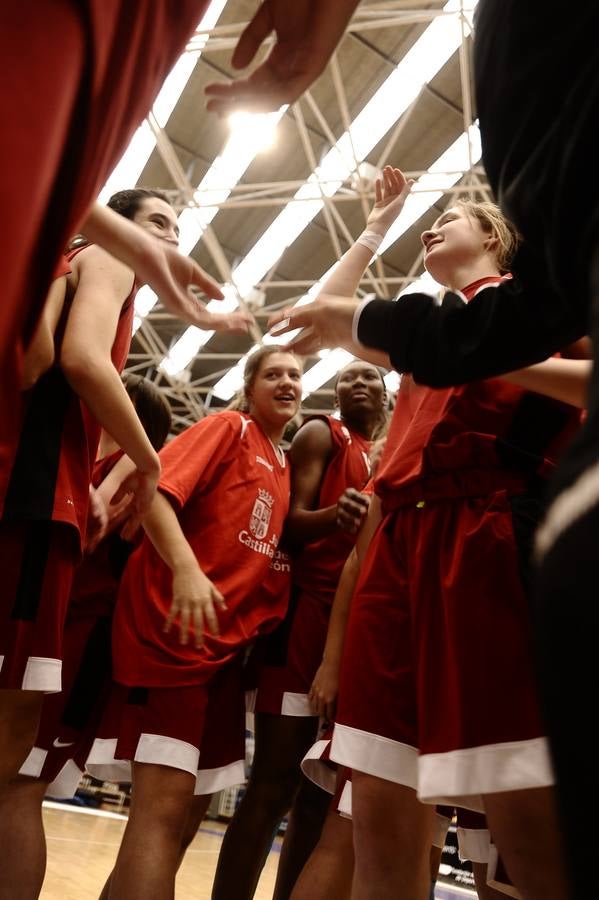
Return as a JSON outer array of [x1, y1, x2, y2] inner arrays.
[[19, 612, 112, 796], [303, 734, 489, 859], [0, 521, 79, 692], [252, 586, 329, 717], [87, 657, 246, 795], [331, 494, 553, 811]]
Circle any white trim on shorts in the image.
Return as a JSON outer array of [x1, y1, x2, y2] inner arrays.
[[46, 758, 85, 799], [301, 739, 336, 794], [19, 746, 48, 778], [331, 723, 419, 789], [457, 825, 491, 863], [134, 732, 200, 774], [86, 737, 133, 784], [22, 656, 62, 692], [418, 736, 554, 811], [195, 759, 245, 796], [433, 810, 452, 850], [281, 691, 314, 717], [337, 779, 352, 819]]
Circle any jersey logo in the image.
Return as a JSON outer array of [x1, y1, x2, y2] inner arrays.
[[249, 488, 274, 539], [255, 454, 273, 472], [341, 425, 352, 445], [239, 416, 252, 439], [53, 738, 76, 748]]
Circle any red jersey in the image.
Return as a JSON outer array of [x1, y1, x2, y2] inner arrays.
[[0, 3, 208, 476], [0, 246, 135, 545], [112, 412, 292, 687], [375, 277, 582, 511], [68, 450, 133, 620], [293, 416, 372, 605]]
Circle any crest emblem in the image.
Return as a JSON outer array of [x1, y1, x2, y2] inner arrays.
[[249, 488, 274, 539]]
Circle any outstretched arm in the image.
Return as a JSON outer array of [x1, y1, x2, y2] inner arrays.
[[309, 494, 382, 719], [81, 203, 251, 333], [270, 167, 413, 368], [502, 358, 591, 408], [205, 0, 359, 115], [268, 241, 587, 385]]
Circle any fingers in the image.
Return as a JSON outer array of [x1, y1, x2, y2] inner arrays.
[[205, 73, 284, 117], [193, 601, 205, 650], [189, 262, 225, 301], [231, 2, 273, 70], [164, 599, 178, 635], [180, 602, 191, 645], [202, 588, 224, 636]]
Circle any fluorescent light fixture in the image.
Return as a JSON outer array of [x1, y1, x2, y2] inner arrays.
[[384, 371, 401, 393], [99, 0, 227, 202], [379, 125, 482, 253], [210, 122, 480, 402], [231, 0, 476, 295], [177, 108, 286, 255], [300, 349, 355, 399], [159, 286, 239, 376]]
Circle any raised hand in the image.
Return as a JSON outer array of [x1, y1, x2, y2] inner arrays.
[[140, 239, 253, 333], [367, 166, 414, 234], [269, 295, 360, 356], [204, 0, 359, 115]]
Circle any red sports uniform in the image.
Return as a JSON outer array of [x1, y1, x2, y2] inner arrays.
[[0, 249, 135, 692], [253, 416, 371, 716], [18, 451, 130, 793], [0, 2, 209, 457], [96, 411, 292, 777], [330, 277, 582, 811]]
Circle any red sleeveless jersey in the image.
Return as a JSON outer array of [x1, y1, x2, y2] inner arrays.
[[293, 416, 372, 605], [375, 276, 582, 510], [112, 412, 292, 687], [0, 247, 135, 544]]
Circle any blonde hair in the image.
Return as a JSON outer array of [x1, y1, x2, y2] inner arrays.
[[228, 345, 302, 412], [455, 199, 521, 274]]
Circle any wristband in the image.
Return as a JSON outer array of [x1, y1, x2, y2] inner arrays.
[[357, 229, 384, 256]]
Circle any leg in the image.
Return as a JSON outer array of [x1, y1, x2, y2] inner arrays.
[[483, 787, 568, 900], [211, 713, 318, 900], [351, 772, 435, 900], [290, 808, 353, 900], [0, 690, 43, 785], [99, 792, 212, 899], [273, 775, 332, 900], [108, 762, 196, 900], [179, 793, 213, 859], [0, 776, 48, 900], [471, 862, 512, 900]]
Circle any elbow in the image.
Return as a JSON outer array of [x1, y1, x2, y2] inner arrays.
[[60, 345, 101, 390]]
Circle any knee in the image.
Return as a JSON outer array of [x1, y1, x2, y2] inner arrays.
[[244, 770, 301, 818]]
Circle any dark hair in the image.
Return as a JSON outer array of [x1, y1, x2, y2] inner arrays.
[[107, 188, 170, 221], [123, 374, 171, 450], [66, 188, 171, 252], [334, 360, 389, 441]]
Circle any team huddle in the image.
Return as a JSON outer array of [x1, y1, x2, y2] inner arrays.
[[0, 166, 589, 900], [0, 2, 596, 900]]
